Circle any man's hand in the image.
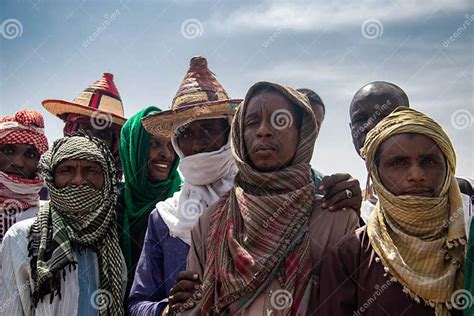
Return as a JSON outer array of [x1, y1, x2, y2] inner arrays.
[[319, 173, 362, 214], [167, 271, 202, 315]]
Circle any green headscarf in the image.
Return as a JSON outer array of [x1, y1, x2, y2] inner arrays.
[[119, 106, 182, 269]]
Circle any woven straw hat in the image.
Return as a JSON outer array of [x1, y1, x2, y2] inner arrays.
[[42, 73, 126, 126], [142, 56, 242, 136]]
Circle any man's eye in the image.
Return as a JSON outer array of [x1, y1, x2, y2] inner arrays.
[[422, 158, 436, 165], [391, 159, 406, 166], [25, 151, 39, 159], [0, 148, 13, 155]]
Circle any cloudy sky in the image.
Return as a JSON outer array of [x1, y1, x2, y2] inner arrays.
[[1, 0, 472, 183]]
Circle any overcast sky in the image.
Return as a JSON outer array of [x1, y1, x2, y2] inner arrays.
[[1, 0, 472, 183]]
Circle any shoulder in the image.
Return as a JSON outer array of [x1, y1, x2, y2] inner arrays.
[[192, 192, 231, 238], [2, 217, 35, 248], [156, 190, 181, 210]]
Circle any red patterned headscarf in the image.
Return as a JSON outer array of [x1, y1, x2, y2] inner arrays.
[[0, 110, 49, 154], [0, 110, 48, 242]]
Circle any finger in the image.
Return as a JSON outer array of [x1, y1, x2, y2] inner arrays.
[[169, 280, 200, 295], [319, 173, 350, 191], [177, 271, 200, 282], [323, 179, 356, 201], [169, 291, 196, 305], [328, 197, 362, 215], [324, 190, 352, 211]]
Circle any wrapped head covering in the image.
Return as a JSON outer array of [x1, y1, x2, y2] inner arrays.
[[28, 134, 124, 315], [0, 109, 49, 154], [118, 106, 182, 270], [360, 107, 464, 315], [201, 82, 318, 314], [0, 110, 49, 241]]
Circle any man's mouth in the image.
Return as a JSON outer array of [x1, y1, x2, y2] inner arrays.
[[151, 162, 170, 171], [253, 144, 277, 153], [403, 187, 433, 196], [4, 170, 26, 178]]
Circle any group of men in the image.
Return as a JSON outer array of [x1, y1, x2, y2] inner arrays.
[[0, 56, 472, 316]]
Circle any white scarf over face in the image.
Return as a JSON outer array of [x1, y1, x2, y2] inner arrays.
[[157, 117, 237, 244]]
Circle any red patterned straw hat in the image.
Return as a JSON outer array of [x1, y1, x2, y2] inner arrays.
[[142, 56, 242, 136], [42, 73, 126, 126]]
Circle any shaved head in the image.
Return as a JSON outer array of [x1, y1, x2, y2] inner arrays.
[[349, 81, 409, 156]]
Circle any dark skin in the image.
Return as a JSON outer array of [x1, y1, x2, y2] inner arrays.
[[53, 159, 104, 190], [349, 82, 409, 156], [377, 133, 447, 197], [147, 134, 176, 182], [164, 118, 229, 315], [176, 119, 230, 157], [75, 122, 115, 150], [0, 143, 40, 179], [168, 90, 363, 314], [244, 91, 300, 171]]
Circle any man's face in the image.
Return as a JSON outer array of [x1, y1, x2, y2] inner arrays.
[[0, 143, 40, 179], [53, 159, 104, 190], [147, 134, 176, 182], [75, 122, 115, 150], [176, 118, 229, 157], [350, 94, 398, 156], [244, 91, 300, 172], [377, 133, 447, 197]]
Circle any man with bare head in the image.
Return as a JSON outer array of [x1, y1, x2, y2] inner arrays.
[[349, 81, 409, 156]]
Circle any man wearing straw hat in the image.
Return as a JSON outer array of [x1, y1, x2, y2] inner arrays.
[[42, 72, 127, 178], [130, 57, 364, 315]]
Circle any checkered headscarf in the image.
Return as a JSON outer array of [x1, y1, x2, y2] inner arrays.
[[0, 109, 48, 154], [28, 134, 124, 315]]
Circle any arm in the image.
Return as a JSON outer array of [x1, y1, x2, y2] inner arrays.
[[316, 231, 360, 315], [171, 204, 213, 315], [0, 222, 32, 315], [127, 211, 168, 316]]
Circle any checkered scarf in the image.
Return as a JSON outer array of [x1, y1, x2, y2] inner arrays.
[[361, 107, 465, 316], [28, 134, 124, 315], [0, 110, 48, 241], [202, 82, 318, 315], [62, 113, 123, 179]]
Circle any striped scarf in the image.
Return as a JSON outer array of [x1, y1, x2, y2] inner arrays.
[[202, 82, 318, 315], [361, 107, 465, 316], [28, 134, 124, 315]]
